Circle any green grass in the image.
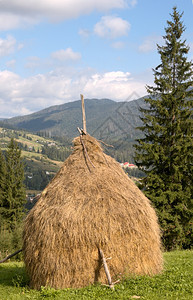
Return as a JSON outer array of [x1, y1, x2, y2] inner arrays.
[[0, 127, 56, 153], [0, 251, 192, 300]]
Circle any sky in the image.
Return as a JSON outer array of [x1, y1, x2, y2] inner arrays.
[[0, 0, 193, 118]]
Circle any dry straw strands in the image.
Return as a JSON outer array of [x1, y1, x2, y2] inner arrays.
[[23, 134, 163, 289]]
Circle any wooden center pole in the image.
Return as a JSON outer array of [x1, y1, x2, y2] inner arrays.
[[80, 94, 87, 134]]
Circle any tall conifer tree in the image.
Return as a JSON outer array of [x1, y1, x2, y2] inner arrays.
[[3, 139, 26, 226], [134, 7, 193, 250], [0, 150, 6, 215]]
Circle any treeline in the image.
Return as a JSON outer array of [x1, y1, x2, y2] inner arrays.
[[101, 138, 135, 163], [24, 168, 53, 191], [125, 167, 145, 178], [0, 129, 31, 140], [41, 145, 71, 162], [0, 139, 26, 258], [24, 157, 58, 191]]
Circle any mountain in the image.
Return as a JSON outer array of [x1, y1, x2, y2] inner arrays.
[[1, 97, 148, 192], [3, 97, 148, 142]]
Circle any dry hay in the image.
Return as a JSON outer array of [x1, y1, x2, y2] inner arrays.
[[23, 134, 163, 289]]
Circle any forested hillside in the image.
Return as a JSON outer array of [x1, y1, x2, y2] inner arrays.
[[0, 127, 143, 193], [3, 97, 147, 140], [1, 97, 149, 179], [0, 128, 71, 192]]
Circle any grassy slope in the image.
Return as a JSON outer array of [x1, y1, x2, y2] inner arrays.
[[0, 127, 64, 188], [0, 251, 192, 300], [0, 127, 59, 155]]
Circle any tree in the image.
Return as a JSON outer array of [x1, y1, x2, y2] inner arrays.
[[134, 7, 193, 250], [0, 150, 6, 212], [2, 139, 26, 226]]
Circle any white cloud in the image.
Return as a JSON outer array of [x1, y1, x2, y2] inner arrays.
[[17, 43, 24, 50], [0, 35, 17, 57], [83, 71, 145, 98], [0, 70, 73, 117], [25, 56, 41, 70], [79, 29, 91, 38], [94, 15, 130, 39], [6, 59, 16, 68], [138, 35, 162, 53], [0, 0, 136, 30], [0, 13, 38, 31], [111, 41, 125, 49], [24, 49, 81, 73], [0, 68, 147, 118], [51, 48, 81, 61]]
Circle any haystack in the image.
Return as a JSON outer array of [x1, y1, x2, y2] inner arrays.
[[23, 134, 163, 289]]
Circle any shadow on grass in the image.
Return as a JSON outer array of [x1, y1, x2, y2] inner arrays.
[[0, 262, 29, 288]]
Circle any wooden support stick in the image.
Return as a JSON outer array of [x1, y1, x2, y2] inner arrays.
[[80, 134, 95, 169], [99, 248, 114, 290], [0, 249, 22, 264], [77, 127, 82, 134], [97, 140, 114, 148], [80, 94, 87, 134]]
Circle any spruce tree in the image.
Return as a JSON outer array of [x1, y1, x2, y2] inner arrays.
[[134, 7, 193, 250], [3, 138, 26, 227], [0, 149, 6, 218]]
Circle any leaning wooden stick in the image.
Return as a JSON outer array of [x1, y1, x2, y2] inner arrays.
[[99, 248, 114, 290], [80, 94, 87, 133], [97, 139, 114, 148], [79, 132, 95, 169], [0, 249, 22, 264]]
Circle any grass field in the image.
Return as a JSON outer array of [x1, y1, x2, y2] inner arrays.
[[0, 250, 192, 300]]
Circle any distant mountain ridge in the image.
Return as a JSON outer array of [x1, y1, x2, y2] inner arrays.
[[3, 97, 148, 141]]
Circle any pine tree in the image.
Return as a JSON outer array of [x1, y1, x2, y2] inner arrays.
[[3, 139, 26, 227], [134, 7, 193, 250], [0, 149, 6, 216]]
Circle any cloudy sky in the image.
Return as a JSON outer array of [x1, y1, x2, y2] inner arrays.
[[0, 0, 193, 118]]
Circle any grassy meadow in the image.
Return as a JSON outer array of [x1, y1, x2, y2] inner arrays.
[[0, 250, 192, 300]]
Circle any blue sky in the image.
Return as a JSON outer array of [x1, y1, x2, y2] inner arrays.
[[0, 0, 193, 118]]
